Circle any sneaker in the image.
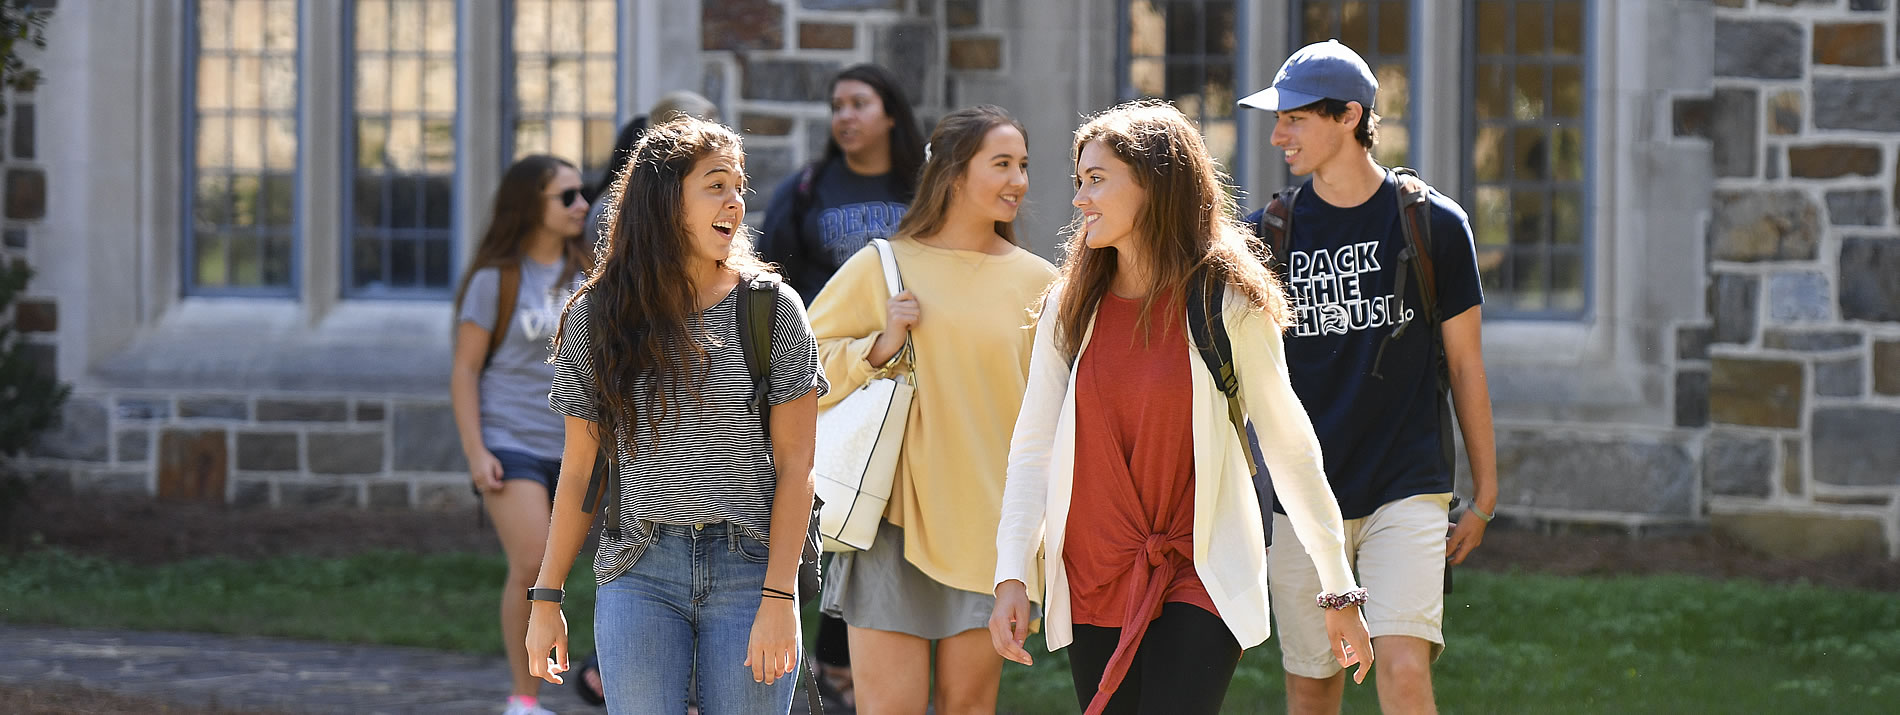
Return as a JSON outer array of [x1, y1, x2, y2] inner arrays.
[[502, 702, 555, 715]]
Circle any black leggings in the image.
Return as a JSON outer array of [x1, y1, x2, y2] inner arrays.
[[1068, 602, 1243, 715]]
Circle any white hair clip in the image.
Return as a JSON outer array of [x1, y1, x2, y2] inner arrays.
[[924, 142, 933, 162]]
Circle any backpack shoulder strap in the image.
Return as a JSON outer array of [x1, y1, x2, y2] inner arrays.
[[739, 272, 781, 438], [484, 263, 521, 369], [1257, 184, 1300, 280], [1392, 166, 1438, 324], [789, 160, 825, 231], [1184, 269, 1250, 456]]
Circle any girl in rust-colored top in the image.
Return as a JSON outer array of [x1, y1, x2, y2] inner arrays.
[[990, 100, 1373, 715]]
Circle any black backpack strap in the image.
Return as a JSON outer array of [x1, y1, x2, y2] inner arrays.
[[1257, 184, 1300, 280], [1184, 269, 1250, 460], [739, 272, 780, 437], [1370, 167, 1455, 473]]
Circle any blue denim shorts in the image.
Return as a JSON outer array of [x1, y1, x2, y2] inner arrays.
[[490, 448, 561, 493]]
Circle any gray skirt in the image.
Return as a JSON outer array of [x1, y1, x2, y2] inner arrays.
[[820, 520, 998, 640]]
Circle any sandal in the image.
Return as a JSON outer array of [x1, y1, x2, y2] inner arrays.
[[815, 661, 856, 711], [573, 654, 606, 707]]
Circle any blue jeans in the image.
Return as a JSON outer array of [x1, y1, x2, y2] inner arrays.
[[594, 522, 796, 715]]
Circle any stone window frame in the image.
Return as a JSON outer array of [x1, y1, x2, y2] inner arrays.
[[503, 0, 626, 188], [106, 1, 690, 393], [1462, 0, 1594, 321], [1114, 0, 1250, 185], [340, 0, 463, 299], [182, 0, 303, 298]]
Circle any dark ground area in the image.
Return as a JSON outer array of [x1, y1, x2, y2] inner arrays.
[[3, 489, 1898, 714], [9, 490, 1898, 592]]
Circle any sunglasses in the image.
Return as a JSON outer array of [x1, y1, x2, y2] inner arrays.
[[548, 188, 584, 207]]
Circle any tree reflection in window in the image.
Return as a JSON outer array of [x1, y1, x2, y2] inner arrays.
[[188, 0, 299, 295]]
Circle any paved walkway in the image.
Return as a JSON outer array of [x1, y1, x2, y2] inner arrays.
[[0, 624, 826, 714]]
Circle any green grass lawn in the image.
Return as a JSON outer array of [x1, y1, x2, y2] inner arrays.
[[5, 549, 1898, 713]]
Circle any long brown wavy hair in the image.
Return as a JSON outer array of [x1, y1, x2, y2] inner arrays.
[[452, 155, 594, 317], [552, 116, 769, 453], [1051, 99, 1290, 358], [891, 104, 1024, 244]]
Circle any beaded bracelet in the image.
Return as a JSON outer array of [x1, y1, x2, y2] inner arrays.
[[1316, 588, 1369, 610]]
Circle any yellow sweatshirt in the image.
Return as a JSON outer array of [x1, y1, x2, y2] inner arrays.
[[809, 237, 1056, 597]]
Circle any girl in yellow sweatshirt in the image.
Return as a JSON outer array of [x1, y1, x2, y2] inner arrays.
[[808, 105, 1056, 714]]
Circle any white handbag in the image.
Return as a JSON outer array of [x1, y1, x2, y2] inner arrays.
[[815, 239, 914, 552]]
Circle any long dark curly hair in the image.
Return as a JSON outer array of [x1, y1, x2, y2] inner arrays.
[[552, 116, 768, 454]]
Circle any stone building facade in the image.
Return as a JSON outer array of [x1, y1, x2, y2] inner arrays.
[[7, 0, 1898, 557]]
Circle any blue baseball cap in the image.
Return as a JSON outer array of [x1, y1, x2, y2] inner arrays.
[[1237, 40, 1378, 112]]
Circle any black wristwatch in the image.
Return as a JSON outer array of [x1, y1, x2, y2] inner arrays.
[[527, 587, 565, 604]]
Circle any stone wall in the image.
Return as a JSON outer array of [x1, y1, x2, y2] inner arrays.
[[21, 390, 470, 510], [700, 0, 1013, 220], [1690, 0, 1900, 557], [4, 79, 53, 406]]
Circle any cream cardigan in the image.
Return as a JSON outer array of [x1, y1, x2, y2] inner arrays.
[[994, 285, 1359, 650]]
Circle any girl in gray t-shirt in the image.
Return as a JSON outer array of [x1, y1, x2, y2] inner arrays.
[[449, 154, 593, 715]]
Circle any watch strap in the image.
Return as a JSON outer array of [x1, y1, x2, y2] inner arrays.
[[527, 587, 565, 604]]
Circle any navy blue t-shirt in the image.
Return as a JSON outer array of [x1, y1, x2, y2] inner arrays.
[[759, 157, 910, 302], [1245, 170, 1483, 520]]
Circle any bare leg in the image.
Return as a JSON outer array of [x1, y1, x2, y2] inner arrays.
[[484, 480, 553, 699], [1286, 672, 1345, 715], [931, 628, 1003, 715], [846, 625, 932, 715], [1372, 635, 1438, 715]]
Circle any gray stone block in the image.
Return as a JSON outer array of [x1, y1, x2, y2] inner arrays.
[[800, 0, 899, 8], [355, 401, 386, 422], [741, 59, 842, 103], [367, 481, 411, 509], [392, 403, 460, 472], [1762, 329, 1861, 351], [1707, 273, 1758, 344], [1815, 356, 1864, 397], [1676, 369, 1709, 428], [116, 429, 150, 463], [256, 399, 349, 422], [1812, 407, 1900, 487], [29, 396, 109, 461], [1814, 77, 1900, 131], [279, 482, 358, 509], [1781, 437, 1804, 496], [1825, 189, 1886, 227], [307, 432, 384, 475], [179, 396, 248, 420], [71, 470, 148, 496], [1677, 325, 1711, 360], [876, 20, 937, 106], [1765, 271, 1831, 322], [9, 103, 29, 159], [231, 478, 272, 508], [1713, 511, 1886, 560], [946, 0, 979, 27], [1788, 144, 1881, 178], [1839, 238, 1900, 322], [115, 396, 171, 420], [747, 144, 798, 216], [1711, 88, 1757, 177], [2, 227, 23, 248], [1715, 19, 1803, 79], [1709, 190, 1820, 262], [417, 482, 479, 511], [1704, 432, 1773, 498], [237, 432, 300, 472], [5, 168, 45, 219], [1849, 0, 1887, 10], [1494, 431, 1696, 515], [1766, 90, 1801, 135]]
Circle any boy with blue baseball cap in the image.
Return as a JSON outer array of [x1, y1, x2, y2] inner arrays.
[[1239, 40, 1500, 715]]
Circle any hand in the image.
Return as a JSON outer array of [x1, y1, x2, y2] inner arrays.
[[1446, 511, 1488, 565], [525, 602, 570, 685], [867, 291, 922, 369], [1323, 604, 1374, 684], [467, 449, 504, 492], [987, 580, 1034, 666], [745, 597, 801, 685]]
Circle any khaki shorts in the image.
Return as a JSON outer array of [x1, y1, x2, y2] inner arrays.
[[1267, 492, 1452, 679]]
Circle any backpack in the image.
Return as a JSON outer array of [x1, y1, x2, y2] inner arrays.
[[1185, 167, 1454, 481]]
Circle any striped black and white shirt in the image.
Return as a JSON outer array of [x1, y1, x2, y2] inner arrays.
[[549, 281, 829, 584]]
